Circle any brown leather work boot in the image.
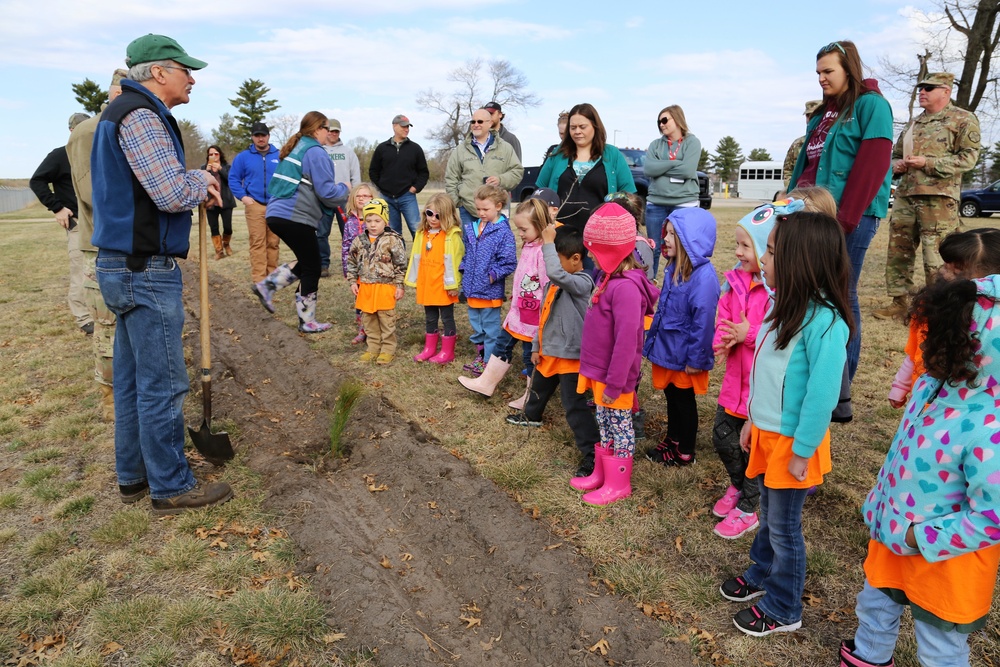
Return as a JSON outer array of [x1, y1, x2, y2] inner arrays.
[[151, 481, 233, 516], [873, 295, 908, 321]]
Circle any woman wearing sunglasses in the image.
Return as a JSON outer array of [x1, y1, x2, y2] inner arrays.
[[643, 105, 702, 277], [445, 107, 523, 226], [786, 40, 893, 383]]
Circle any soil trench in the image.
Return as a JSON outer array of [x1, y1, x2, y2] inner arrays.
[[181, 264, 689, 666]]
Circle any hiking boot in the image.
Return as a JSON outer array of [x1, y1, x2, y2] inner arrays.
[[719, 575, 764, 602], [505, 412, 542, 428], [712, 485, 741, 518], [119, 481, 149, 504], [150, 481, 233, 516], [320, 267, 330, 278], [873, 295, 907, 321], [733, 605, 801, 637], [714, 509, 759, 540]]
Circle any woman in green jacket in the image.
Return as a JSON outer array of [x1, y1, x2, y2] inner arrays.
[[786, 40, 893, 383], [535, 103, 636, 245]]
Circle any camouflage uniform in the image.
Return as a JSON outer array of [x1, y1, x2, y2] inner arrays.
[[885, 100, 980, 296], [66, 71, 125, 419], [783, 136, 804, 189]]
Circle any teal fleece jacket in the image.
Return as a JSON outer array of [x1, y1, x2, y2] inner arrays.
[[747, 302, 848, 458], [535, 145, 636, 196]]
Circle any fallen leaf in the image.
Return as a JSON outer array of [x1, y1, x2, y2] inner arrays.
[[449, 448, 463, 459], [294, 409, 304, 416], [380, 555, 392, 569], [543, 542, 562, 551], [675, 536, 684, 553], [487, 545, 497, 555], [206, 588, 236, 599], [101, 641, 124, 656], [322, 632, 347, 644], [400, 553, 413, 562], [226, 328, 235, 334], [209, 537, 229, 549], [261, 378, 271, 384], [444, 400, 455, 410], [427, 501, 438, 509], [364, 474, 388, 492], [602, 626, 617, 634], [588, 638, 610, 656], [269, 417, 280, 423], [804, 593, 823, 607], [251, 551, 268, 562], [459, 615, 482, 628], [245, 387, 256, 396], [461, 601, 481, 613]]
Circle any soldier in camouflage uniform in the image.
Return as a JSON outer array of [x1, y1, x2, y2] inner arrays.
[[874, 72, 980, 320], [65, 69, 127, 421], [782, 100, 823, 189]]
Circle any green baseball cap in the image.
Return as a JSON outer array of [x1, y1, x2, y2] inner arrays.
[[125, 34, 207, 69]]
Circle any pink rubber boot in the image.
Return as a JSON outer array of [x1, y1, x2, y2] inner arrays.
[[429, 334, 457, 364], [582, 455, 633, 506], [508, 376, 531, 410], [570, 444, 612, 491], [413, 333, 440, 362]]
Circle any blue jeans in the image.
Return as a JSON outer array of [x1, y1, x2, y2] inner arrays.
[[96, 251, 196, 499], [845, 215, 879, 382], [467, 306, 502, 360], [459, 207, 477, 226], [316, 211, 334, 269], [494, 329, 535, 376], [853, 581, 970, 666], [644, 201, 698, 278], [384, 191, 420, 240], [742, 481, 809, 625]]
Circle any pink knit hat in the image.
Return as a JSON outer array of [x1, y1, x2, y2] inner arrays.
[[583, 202, 637, 273]]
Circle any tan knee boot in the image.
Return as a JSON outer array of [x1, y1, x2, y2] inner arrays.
[[212, 235, 224, 260], [99, 384, 115, 422], [222, 234, 233, 256]]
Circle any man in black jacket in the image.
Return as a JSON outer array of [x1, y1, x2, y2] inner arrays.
[[368, 114, 429, 241], [30, 113, 94, 334]]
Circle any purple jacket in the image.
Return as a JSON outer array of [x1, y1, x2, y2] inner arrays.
[[341, 212, 363, 277], [644, 207, 719, 372], [579, 269, 660, 401], [459, 215, 517, 301]]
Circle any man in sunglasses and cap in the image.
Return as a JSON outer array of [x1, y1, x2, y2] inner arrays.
[[874, 72, 981, 320], [484, 101, 522, 163], [91, 34, 232, 514]]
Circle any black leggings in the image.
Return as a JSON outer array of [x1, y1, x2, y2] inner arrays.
[[266, 217, 321, 295], [664, 384, 698, 456], [711, 406, 759, 512], [207, 206, 233, 236], [424, 305, 456, 336]]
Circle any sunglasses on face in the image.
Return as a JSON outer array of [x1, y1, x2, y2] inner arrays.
[[658, 117, 671, 125], [470, 119, 488, 125], [424, 209, 440, 219], [917, 84, 941, 92]]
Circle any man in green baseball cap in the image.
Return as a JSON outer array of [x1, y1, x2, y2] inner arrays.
[[90, 34, 233, 515]]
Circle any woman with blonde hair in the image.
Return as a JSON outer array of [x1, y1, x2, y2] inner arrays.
[[252, 111, 349, 332]]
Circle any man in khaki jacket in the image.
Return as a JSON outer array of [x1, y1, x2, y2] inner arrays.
[[875, 73, 981, 319], [445, 108, 523, 225]]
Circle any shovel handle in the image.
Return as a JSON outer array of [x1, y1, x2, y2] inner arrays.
[[198, 204, 212, 377]]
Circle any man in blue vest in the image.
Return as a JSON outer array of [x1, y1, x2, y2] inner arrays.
[[91, 34, 233, 515]]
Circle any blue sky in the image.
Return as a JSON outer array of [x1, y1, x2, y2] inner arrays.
[[0, 0, 964, 178]]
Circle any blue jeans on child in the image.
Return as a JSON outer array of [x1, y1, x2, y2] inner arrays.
[[493, 329, 534, 376], [853, 581, 970, 667], [845, 214, 879, 382], [741, 482, 809, 625], [96, 251, 197, 500], [468, 306, 502, 360]]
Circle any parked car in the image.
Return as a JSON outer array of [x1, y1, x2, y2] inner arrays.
[[959, 180, 1000, 218], [511, 148, 713, 210], [617, 148, 712, 210]]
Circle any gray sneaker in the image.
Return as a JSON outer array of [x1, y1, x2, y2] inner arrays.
[[151, 481, 233, 516]]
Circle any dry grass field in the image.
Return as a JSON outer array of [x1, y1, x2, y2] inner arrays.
[[1, 193, 999, 666]]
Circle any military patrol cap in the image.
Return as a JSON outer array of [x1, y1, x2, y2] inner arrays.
[[804, 100, 823, 115], [917, 73, 955, 89], [125, 34, 207, 69], [110, 68, 128, 88]]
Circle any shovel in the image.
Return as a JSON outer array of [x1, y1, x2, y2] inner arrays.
[[187, 204, 235, 466]]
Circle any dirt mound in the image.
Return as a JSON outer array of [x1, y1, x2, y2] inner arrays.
[[182, 264, 689, 666]]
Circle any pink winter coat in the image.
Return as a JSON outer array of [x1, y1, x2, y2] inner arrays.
[[503, 240, 547, 339], [713, 268, 770, 417]]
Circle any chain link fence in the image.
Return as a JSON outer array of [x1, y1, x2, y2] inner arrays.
[[0, 187, 38, 214]]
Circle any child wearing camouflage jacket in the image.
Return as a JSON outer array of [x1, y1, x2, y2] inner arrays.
[[347, 199, 407, 364]]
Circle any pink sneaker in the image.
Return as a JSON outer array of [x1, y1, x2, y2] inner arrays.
[[712, 485, 741, 518], [713, 509, 759, 540]]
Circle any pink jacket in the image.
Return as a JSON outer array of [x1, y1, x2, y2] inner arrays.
[[503, 240, 547, 339], [713, 268, 770, 417]]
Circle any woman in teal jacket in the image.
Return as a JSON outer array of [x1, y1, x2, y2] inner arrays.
[[786, 40, 893, 383], [535, 103, 635, 245]]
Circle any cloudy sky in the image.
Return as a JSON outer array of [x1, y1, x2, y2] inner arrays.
[[0, 0, 966, 179]]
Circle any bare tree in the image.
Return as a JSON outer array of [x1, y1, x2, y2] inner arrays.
[[266, 113, 300, 149], [349, 136, 380, 181], [417, 58, 541, 152], [879, 0, 1000, 121]]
